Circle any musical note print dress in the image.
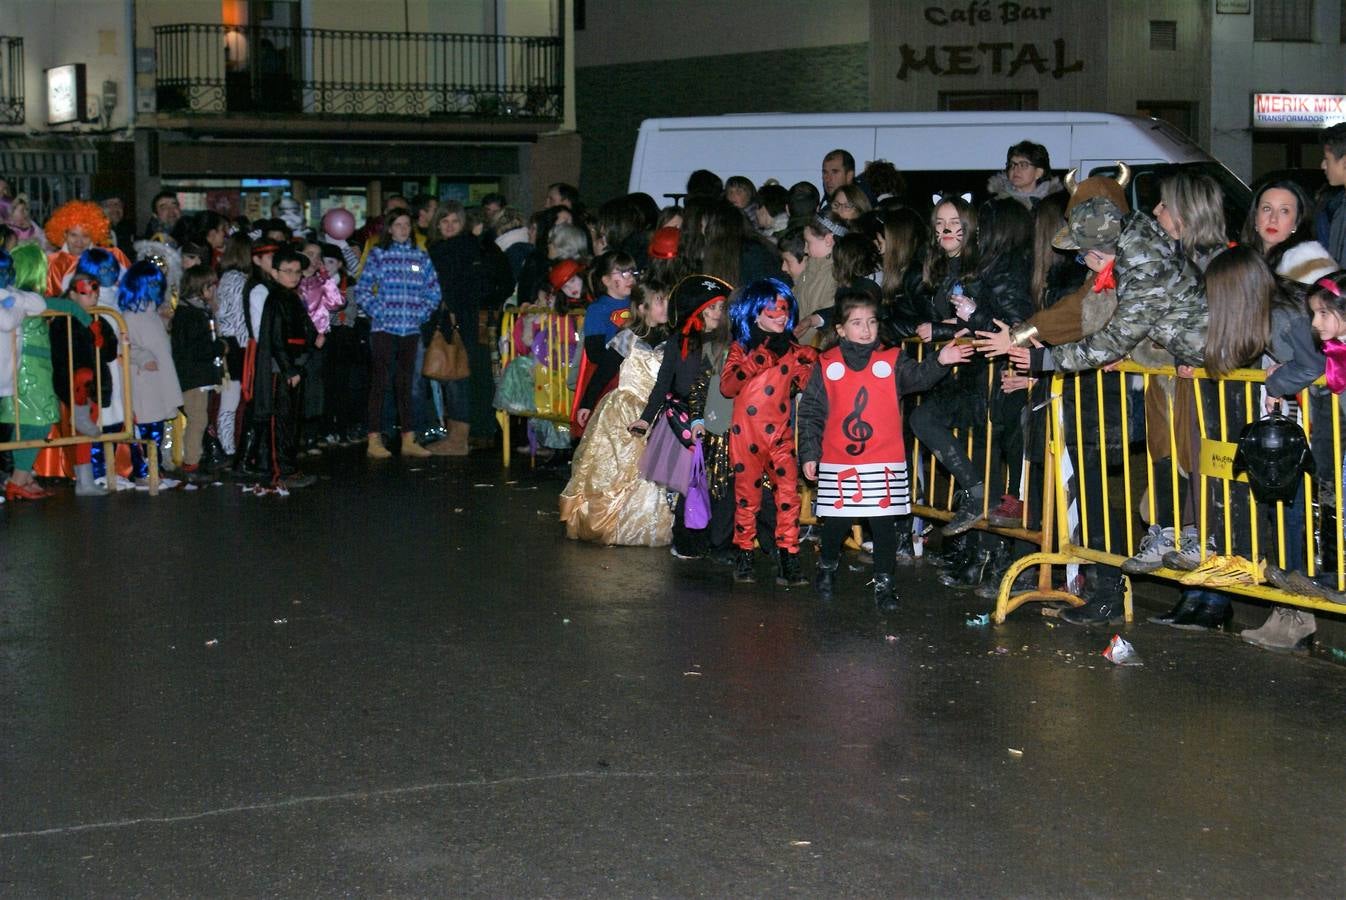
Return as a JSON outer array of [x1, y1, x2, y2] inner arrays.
[[814, 345, 912, 516]]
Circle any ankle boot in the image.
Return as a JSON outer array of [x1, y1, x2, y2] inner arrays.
[[428, 420, 471, 456], [943, 483, 986, 536], [929, 531, 970, 570], [940, 535, 993, 589], [1170, 589, 1232, 631], [894, 521, 916, 567], [733, 548, 756, 583], [401, 431, 431, 458], [813, 558, 838, 601], [776, 548, 806, 587], [366, 432, 392, 459], [74, 463, 107, 496], [1242, 605, 1316, 652], [1059, 568, 1127, 626], [873, 573, 899, 612], [1149, 590, 1205, 626]]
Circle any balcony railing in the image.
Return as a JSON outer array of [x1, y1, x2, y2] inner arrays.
[[153, 24, 562, 120], [0, 37, 23, 125]]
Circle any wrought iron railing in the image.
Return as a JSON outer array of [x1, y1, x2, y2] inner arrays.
[[0, 37, 24, 125], [153, 24, 562, 119]]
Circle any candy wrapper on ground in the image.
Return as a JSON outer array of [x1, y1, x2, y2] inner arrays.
[[1103, 634, 1143, 666]]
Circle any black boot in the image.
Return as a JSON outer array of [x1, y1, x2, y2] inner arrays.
[[928, 531, 971, 570], [776, 549, 806, 587], [940, 534, 994, 589], [813, 558, 839, 602], [733, 549, 756, 584], [1148, 590, 1205, 626], [972, 540, 1018, 600], [874, 573, 899, 612], [943, 483, 986, 536], [1170, 589, 1231, 631], [894, 520, 916, 567], [1059, 568, 1127, 626], [1315, 504, 1340, 590]]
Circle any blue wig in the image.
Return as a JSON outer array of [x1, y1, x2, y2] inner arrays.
[[730, 277, 798, 346], [117, 260, 166, 313], [0, 249, 13, 290], [76, 247, 121, 288]]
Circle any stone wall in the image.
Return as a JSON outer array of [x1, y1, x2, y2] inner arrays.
[[575, 43, 869, 206]]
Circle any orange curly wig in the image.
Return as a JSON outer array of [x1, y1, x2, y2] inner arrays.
[[44, 200, 111, 249]]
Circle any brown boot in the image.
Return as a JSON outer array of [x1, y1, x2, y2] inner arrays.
[[366, 432, 392, 459], [400, 431, 432, 458], [428, 420, 470, 457]]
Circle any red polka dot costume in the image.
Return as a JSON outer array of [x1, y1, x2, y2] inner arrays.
[[721, 320, 818, 554]]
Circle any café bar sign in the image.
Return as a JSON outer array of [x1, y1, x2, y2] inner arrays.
[[1253, 93, 1346, 129]]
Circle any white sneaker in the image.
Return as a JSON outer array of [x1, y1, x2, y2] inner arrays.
[[1121, 524, 1176, 574]]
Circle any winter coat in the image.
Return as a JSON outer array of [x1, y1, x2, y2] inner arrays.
[[355, 240, 441, 337], [216, 269, 249, 344], [794, 256, 837, 325], [1048, 211, 1208, 370], [986, 172, 1066, 211], [122, 306, 184, 423], [428, 234, 485, 339], [170, 298, 226, 391], [298, 271, 345, 335]]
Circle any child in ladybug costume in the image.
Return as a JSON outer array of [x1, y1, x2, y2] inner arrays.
[[721, 278, 819, 586], [798, 287, 972, 611]]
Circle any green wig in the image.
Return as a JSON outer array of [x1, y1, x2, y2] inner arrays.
[[10, 243, 49, 295]]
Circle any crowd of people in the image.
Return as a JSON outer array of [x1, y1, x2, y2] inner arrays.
[[4, 123, 1346, 653], [551, 126, 1346, 654]]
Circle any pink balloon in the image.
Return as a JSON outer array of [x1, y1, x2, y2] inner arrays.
[[321, 207, 355, 240]]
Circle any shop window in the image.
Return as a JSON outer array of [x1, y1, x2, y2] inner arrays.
[[937, 91, 1039, 112], [1149, 20, 1178, 50], [1254, 0, 1315, 41], [1137, 101, 1196, 140]]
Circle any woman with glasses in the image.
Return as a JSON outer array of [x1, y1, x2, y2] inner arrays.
[[987, 140, 1064, 211], [829, 183, 871, 224]]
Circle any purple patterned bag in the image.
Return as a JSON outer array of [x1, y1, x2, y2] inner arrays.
[[684, 443, 710, 528]]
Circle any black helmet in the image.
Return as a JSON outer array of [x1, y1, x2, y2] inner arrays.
[[1232, 413, 1315, 505]]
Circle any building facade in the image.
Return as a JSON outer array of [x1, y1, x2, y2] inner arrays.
[[1, 0, 578, 230], [576, 0, 1346, 202]]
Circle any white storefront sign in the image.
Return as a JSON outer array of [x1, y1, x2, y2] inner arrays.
[[1252, 93, 1346, 129]]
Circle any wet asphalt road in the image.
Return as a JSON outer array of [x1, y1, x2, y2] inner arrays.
[[3, 447, 1346, 897]]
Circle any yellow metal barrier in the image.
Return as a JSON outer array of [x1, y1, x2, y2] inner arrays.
[[493, 307, 583, 467], [900, 338, 1080, 622], [2, 306, 161, 495], [1037, 361, 1345, 620]]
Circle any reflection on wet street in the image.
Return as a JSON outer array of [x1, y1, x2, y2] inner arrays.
[[3, 451, 1345, 895]]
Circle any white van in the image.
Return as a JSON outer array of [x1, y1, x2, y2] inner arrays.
[[628, 111, 1250, 229]]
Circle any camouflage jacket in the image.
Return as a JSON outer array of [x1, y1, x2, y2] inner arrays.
[[1050, 212, 1208, 371]]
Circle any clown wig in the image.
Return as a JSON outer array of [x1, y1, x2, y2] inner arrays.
[[44, 200, 111, 250], [76, 247, 122, 287], [730, 277, 797, 346], [0, 249, 13, 289], [117, 259, 166, 313], [10, 242, 48, 294]]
